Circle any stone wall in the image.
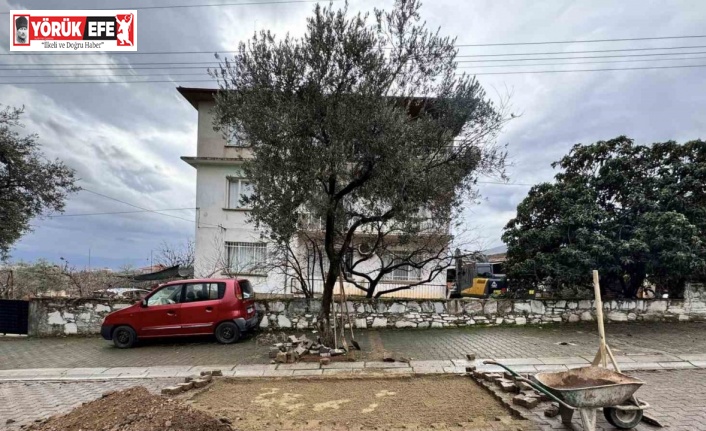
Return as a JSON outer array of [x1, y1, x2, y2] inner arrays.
[[26, 284, 706, 336], [28, 298, 134, 336], [255, 290, 706, 330]]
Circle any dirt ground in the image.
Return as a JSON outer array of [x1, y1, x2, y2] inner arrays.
[[184, 375, 528, 430], [26, 387, 232, 431]]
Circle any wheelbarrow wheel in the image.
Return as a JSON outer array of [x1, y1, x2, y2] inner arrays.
[[603, 407, 643, 429]]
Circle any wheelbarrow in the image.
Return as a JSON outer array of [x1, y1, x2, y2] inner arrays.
[[484, 360, 650, 431]]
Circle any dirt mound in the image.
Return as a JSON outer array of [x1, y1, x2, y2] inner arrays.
[[27, 386, 232, 431]]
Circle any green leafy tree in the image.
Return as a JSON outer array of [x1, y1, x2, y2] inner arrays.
[[0, 106, 79, 260], [503, 136, 706, 298], [212, 0, 507, 340]]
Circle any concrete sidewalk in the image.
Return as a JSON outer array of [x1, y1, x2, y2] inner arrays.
[[1, 353, 705, 381], [3, 322, 706, 371]]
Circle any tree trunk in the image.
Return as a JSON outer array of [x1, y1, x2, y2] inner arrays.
[[317, 261, 340, 347]]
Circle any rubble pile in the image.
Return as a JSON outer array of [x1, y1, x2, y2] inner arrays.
[[471, 369, 548, 412], [268, 334, 346, 363]]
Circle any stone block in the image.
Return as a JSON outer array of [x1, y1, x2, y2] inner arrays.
[[530, 300, 545, 314], [372, 317, 388, 328], [515, 317, 527, 325], [268, 301, 286, 312], [462, 300, 483, 315], [513, 395, 539, 409], [47, 311, 65, 326], [434, 301, 446, 314], [580, 311, 593, 321], [161, 386, 183, 395], [406, 301, 422, 312], [276, 352, 288, 363], [578, 300, 592, 309], [497, 300, 512, 316], [388, 303, 407, 314], [64, 323, 78, 335], [192, 378, 209, 388], [513, 301, 531, 314], [647, 301, 668, 313], [499, 381, 518, 393], [544, 404, 560, 418], [483, 300, 497, 315], [607, 311, 628, 322], [211, 370, 223, 376], [277, 315, 292, 328], [355, 318, 367, 329], [177, 382, 194, 391]]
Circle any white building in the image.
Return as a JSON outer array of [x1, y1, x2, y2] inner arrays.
[[179, 87, 449, 298]]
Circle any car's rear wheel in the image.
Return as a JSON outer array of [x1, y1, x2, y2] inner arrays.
[[112, 325, 136, 349], [215, 321, 241, 344]]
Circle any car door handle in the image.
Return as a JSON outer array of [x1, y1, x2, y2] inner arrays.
[[167, 311, 177, 316], [205, 307, 213, 312]]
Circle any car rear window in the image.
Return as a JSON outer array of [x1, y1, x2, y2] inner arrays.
[[238, 280, 254, 299]]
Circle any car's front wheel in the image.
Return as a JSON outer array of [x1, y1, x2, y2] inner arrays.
[[112, 325, 137, 349], [215, 321, 241, 344]]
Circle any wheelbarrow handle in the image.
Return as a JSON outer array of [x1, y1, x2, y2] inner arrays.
[[482, 360, 575, 411]]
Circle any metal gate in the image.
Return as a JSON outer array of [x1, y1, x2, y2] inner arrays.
[[0, 299, 29, 335]]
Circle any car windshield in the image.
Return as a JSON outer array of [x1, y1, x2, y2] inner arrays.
[[147, 284, 181, 306]]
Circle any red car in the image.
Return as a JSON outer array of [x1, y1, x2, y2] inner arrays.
[[100, 278, 257, 348]]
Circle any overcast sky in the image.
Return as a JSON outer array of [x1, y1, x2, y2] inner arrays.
[[2, 0, 705, 269]]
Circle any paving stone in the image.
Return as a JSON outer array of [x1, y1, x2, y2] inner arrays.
[[364, 361, 411, 369], [513, 394, 540, 409], [321, 361, 365, 369], [276, 362, 321, 370], [161, 385, 183, 395], [538, 356, 589, 365], [262, 369, 295, 377], [658, 361, 695, 370], [4, 322, 706, 372], [412, 367, 446, 374], [292, 369, 323, 376], [192, 378, 210, 388]]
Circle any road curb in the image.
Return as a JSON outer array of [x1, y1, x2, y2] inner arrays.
[[1, 357, 704, 382]]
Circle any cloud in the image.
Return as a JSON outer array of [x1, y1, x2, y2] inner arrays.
[[3, 0, 706, 265]]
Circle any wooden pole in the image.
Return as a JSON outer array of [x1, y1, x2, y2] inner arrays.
[[592, 270, 608, 367]]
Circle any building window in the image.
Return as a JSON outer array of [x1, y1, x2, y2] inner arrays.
[[381, 253, 422, 281], [227, 178, 253, 209], [225, 242, 266, 274], [225, 125, 248, 147]]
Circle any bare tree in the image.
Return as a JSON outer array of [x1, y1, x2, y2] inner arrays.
[[155, 238, 195, 268]]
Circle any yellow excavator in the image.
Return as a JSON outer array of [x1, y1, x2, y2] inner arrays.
[[447, 250, 509, 298]]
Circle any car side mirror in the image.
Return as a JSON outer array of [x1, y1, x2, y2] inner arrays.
[[141, 299, 148, 308]]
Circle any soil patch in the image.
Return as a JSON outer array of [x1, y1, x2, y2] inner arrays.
[[26, 386, 231, 431], [557, 375, 616, 389], [185, 375, 520, 429]]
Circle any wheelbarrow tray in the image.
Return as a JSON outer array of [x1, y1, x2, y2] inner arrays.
[[532, 366, 644, 408]]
